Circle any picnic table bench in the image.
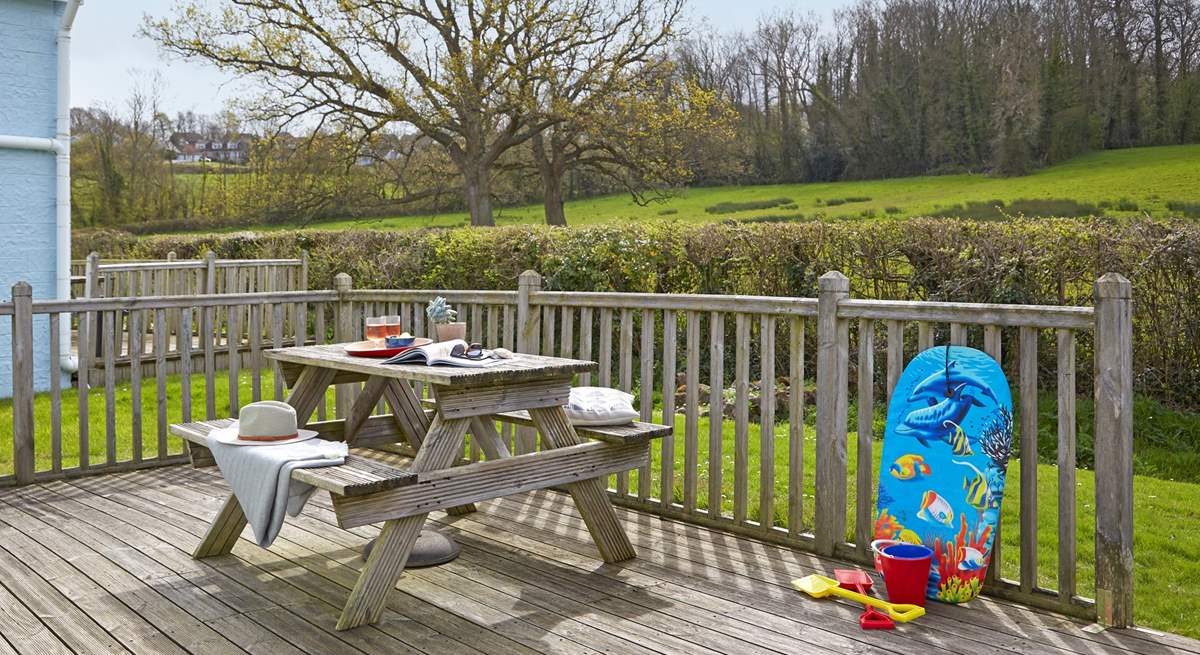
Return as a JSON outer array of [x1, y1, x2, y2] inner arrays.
[[169, 344, 670, 630]]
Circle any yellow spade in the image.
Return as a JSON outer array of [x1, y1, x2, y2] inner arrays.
[[791, 575, 926, 623]]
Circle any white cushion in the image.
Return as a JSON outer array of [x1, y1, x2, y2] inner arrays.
[[565, 387, 639, 426]]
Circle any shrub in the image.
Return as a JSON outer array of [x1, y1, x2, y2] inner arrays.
[[884, 206, 903, 214], [1167, 201, 1200, 218], [824, 198, 847, 206], [739, 213, 806, 224], [844, 196, 872, 203], [657, 208, 679, 216], [704, 197, 794, 214], [933, 201, 1006, 220], [1116, 198, 1139, 211], [74, 217, 1200, 410], [1006, 198, 1097, 217]]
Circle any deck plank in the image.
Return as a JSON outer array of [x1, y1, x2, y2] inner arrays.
[[67, 475, 459, 655], [0, 466, 1193, 655]]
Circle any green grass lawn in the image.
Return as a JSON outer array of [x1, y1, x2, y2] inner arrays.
[[189, 143, 1200, 233], [1, 369, 1197, 637]]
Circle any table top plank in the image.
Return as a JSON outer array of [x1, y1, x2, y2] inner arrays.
[[265, 344, 596, 387]]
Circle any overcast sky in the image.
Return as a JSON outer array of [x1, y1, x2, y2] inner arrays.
[[72, 0, 846, 117]]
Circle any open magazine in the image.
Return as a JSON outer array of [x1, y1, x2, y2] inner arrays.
[[380, 339, 502, 368]]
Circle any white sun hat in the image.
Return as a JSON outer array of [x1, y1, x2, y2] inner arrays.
[[210, 400, 320, 446]]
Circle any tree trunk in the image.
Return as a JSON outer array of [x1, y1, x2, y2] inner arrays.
[[462, 162, 495, 227], [532, 132, 568, 226], [541, 171, 567, 226]]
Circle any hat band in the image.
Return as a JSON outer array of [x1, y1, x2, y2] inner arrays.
[[237, 432, 299, 442]]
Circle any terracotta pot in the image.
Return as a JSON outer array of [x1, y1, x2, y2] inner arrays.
[[434, 322, 467, 342]]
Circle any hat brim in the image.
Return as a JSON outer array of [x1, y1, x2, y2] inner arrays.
[[209, 423, 321, 446]]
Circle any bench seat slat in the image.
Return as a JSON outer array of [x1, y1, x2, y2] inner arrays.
[[489, 409, 671, 443], [168, 419, 416, 496], [418, 399, 671, 443]]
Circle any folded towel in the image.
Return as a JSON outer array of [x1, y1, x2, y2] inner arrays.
[[205, 435, 348, 547]]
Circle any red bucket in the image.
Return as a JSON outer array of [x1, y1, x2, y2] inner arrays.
[[870, 539, 934, 607]]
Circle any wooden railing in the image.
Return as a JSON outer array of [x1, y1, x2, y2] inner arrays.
[[1, 268, 1134, 627], [73, 250, 308, 300], [73, 251, 309, 382]]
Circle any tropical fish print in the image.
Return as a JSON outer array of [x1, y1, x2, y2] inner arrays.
[[878, 345, 1015, 604], [954, 460, 992, 510], [895, 383, 985, 448], [944, 421, 973, 456], [908, 359, 999, 406], [889, 454, 932, 480], [917, 490, 955, 526], [958, 546, 986, 571]]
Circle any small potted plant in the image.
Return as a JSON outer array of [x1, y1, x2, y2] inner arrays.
[[426, 296, 466, 341]]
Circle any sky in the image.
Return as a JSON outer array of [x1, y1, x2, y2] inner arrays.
[[71, 0, 847, 118]]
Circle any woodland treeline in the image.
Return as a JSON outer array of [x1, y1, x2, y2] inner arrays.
[[688, 0, 1200, 182], [74, 0, 1200, 229]]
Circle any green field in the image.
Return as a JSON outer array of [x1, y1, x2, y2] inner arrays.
[[294, 144, 1200, 231], [3, 370, 1200, 637]]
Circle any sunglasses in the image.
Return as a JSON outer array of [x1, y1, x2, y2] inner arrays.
[[450, 342, 486, 360]]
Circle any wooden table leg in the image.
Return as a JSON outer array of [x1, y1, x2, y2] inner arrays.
[[528, 406, 637, 563], [286, 366, 337, 425], [193, 494, 247, 558], [344, 376, 389, 445], [386, 381, 475, 516], [337, 415, 471, 630], [469, 417, 511, 460], [382, 379, 429, 450]]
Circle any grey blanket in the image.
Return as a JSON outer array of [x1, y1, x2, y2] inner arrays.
[[205, 435, 348, 547]]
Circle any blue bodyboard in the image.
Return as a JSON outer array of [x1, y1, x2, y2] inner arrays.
[[874, 345, 1014, 603]]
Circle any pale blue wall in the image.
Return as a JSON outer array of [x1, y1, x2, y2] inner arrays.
[[0, 0, 64, 397]]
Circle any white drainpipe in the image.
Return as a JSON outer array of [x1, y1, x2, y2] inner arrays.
[[0, 0, 82, 373]]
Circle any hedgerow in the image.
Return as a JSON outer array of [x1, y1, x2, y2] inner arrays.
[[74, 217, 1200, 408]]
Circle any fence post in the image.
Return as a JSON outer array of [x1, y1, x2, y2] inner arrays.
[[84, 252, 99, 299], [12, 282, 35, 485], [815, 271, 850, 556], [334, 272, 355, 418], [1093, 272, 1134, 628], [84, 252, 101, 373], [516, 270, 542, 355], [514, 270, 542, 454], [204, 251, 217, 294], [299, 250, 309, 292]]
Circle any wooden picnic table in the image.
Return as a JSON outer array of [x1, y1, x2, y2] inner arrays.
[[186, 344, 651, 631]]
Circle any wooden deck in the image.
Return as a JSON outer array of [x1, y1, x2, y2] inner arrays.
[[0, 464, 1193, 655]]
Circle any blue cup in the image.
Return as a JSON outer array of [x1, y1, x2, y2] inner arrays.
[[385, 335, 415, 347]]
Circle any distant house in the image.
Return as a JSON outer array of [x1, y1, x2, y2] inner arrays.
[[169, 132, 254, 164], [0, 0, 81, 397]]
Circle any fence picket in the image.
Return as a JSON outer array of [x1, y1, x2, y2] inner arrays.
[[759, 315, 776, 530], [1019, 326, 1039, 594], [48, 312, 62, 473], [638, 310, 654, 501], [856, 318, 875, 553], [661, 310, 678, 509], [788, 317, 805, 537], [1057, 328, 1078, 602], [733, 313, 750, 524], [155, 308, 168, 459], [684, 310, 700, 513], [129, 305, 143, 463], [708, 311, 725, 519]]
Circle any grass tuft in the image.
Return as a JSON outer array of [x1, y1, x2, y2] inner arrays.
[[704, 197, 794, 214]]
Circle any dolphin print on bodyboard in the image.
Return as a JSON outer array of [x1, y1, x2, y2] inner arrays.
[[874, 345, 1014, 603]]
